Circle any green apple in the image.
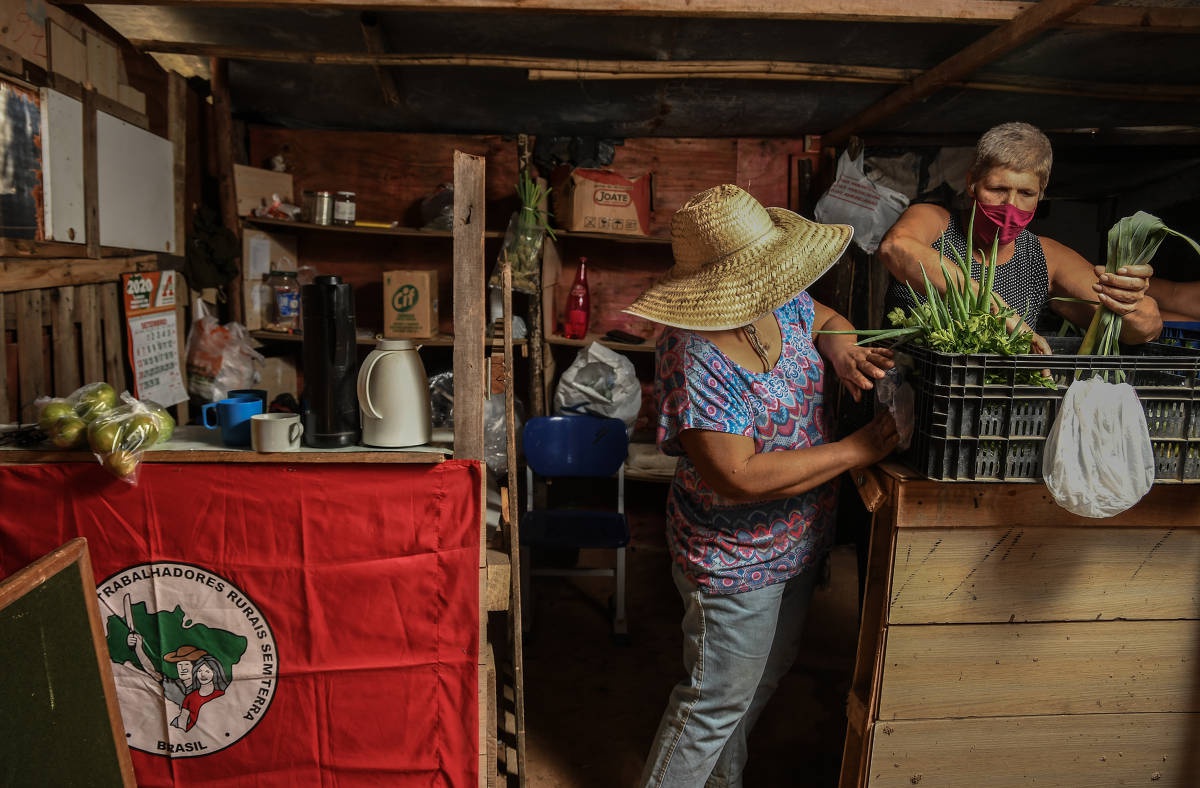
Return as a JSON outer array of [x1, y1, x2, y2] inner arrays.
[[103, 449, 139, 479], [143, 400, 176, 444], [50, 415, 88, 449], [121, 412, 160, 451], [74, 382, 118, 423], [88, 416, 127, 454], [38, 399, 75, 432]]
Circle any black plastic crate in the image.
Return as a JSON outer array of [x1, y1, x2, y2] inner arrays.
[[898, 342, 1200, 483]]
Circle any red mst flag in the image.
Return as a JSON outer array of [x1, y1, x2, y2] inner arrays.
[[0, 460, 481, 787]]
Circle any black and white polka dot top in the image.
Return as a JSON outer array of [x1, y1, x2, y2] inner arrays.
[[884, 212, 1050, 330]]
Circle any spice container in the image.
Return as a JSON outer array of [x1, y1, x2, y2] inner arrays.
[[304, 191, 334, 225], [266, 270, 301, 331], [333, 191, 357, 226]]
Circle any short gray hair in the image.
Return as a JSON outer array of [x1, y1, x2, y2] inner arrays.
[[968, 122, 1053, 192]]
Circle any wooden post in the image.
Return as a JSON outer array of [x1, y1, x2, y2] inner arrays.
[[210, 58, 243, 322], [82, 89, 100, 259], [452, 150, 487, 462]]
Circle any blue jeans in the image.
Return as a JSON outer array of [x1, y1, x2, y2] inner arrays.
[[639, 562, 820, 788]]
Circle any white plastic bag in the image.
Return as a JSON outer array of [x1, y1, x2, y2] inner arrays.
[[1042, 376, 1154, 518], [814, 149, 910, 254], [553, 342, 642, 431]]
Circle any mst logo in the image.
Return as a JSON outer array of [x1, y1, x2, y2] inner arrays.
[[391, 283, 421, 313], [98, 562, 278, 757]]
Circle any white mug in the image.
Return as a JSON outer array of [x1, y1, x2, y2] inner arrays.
[[251, 413, 303, 452]]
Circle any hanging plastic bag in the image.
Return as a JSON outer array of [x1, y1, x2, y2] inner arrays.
[[814, 149, 909, 254], [184, 300, 265, 403], [1042, 376, 1154, 518], [553, 342, 642, 432], [874, 364, 914, 452]]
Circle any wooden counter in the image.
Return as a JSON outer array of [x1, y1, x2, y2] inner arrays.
[[840, 462, 1200, 788], [0, 424, 453, 465]]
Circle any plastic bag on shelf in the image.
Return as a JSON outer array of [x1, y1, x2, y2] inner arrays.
[[184, 300, 265, 403], [814, 148, 909, 254], [553, 342, 642, 432], [1042, 376, 1154, 518]]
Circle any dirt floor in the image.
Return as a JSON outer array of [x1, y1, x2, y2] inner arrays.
[[493, 480, 863, 787]]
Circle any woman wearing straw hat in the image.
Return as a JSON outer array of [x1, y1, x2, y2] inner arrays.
[[625, 184, 899, 787]]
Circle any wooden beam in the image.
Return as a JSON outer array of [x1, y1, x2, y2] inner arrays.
[[360, 12, 400, 107], [823, 0, 1102, 148], [63, 1, 1200, 31], [125, 43, 1199, 105], [0, 255, 160, 294]]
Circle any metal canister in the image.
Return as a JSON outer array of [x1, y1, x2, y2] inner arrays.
[[304, 190, 334, 225], [333, 191, 357, 226]]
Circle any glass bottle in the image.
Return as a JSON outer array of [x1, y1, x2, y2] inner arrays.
[[267, 270, 301, 331], [563, 257, 591, 340]]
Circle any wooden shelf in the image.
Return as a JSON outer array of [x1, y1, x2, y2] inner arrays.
[[251, 330, 524, 349], [244, 215, 504, 240], [551, 229, 671, 245], [546, 332, 654, 353]]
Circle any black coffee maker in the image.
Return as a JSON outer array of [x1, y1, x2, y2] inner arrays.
[[301, 275, 359, 447]]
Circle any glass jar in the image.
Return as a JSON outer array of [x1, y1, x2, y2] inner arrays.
[[266, 270, 301, 331], [333, 191, 357, 226]]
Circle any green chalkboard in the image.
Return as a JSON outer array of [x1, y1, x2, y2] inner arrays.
[[0, 538, 135, 786]]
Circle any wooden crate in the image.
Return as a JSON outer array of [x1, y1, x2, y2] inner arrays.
[[840, 465, 1200, 788], [1, 255, 176, 425]]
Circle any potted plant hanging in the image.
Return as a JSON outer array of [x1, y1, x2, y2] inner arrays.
[[492, 170, 555, 295]]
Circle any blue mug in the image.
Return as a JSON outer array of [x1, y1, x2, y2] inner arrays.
[[201, 396, 264, 447], [228, 389, 269, 408]]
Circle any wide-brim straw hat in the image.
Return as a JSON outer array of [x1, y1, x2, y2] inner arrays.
[[623, 184, 852, 330]]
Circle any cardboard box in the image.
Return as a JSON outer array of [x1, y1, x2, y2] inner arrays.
[[554, 167, 651, 236], [233, 164, 295, 217], [383, 270, 439, 338]]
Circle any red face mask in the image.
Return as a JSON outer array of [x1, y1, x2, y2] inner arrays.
[[972, 200, 1035, 247]]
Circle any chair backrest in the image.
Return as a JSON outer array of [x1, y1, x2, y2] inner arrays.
[[522, 415, 628, 478]]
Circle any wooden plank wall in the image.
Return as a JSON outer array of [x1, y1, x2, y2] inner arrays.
[[3, 282, 127, 424]]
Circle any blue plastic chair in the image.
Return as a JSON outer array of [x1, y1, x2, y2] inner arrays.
[[520, 415, 630, 640]]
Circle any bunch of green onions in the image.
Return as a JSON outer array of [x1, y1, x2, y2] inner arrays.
[[1078, 211, 1200, 355], [838, 206, 1036, 357], [515, 169, 556, 240]]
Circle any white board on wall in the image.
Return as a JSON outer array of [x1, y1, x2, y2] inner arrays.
[[41, 88, 85, 244], [40, 88, 176, 253]]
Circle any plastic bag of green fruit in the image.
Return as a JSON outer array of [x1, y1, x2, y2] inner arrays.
[[86, 393, 176, 484], [34, 381, 121, 448]]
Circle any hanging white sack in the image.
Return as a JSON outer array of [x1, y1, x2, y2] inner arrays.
[[813, 149, 909, 254], [1042, 376, 1155, 518]]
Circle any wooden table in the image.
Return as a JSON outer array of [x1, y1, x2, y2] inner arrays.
[[840, 462, 1200, 788]]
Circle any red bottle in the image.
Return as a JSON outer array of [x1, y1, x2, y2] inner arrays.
[[563, 257, 591, 339]]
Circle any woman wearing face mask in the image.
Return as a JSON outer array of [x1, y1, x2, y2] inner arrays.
[[879, 122, 1161, 353]]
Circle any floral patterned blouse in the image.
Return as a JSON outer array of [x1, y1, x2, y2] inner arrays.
[[654, 292, 839, 594]]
